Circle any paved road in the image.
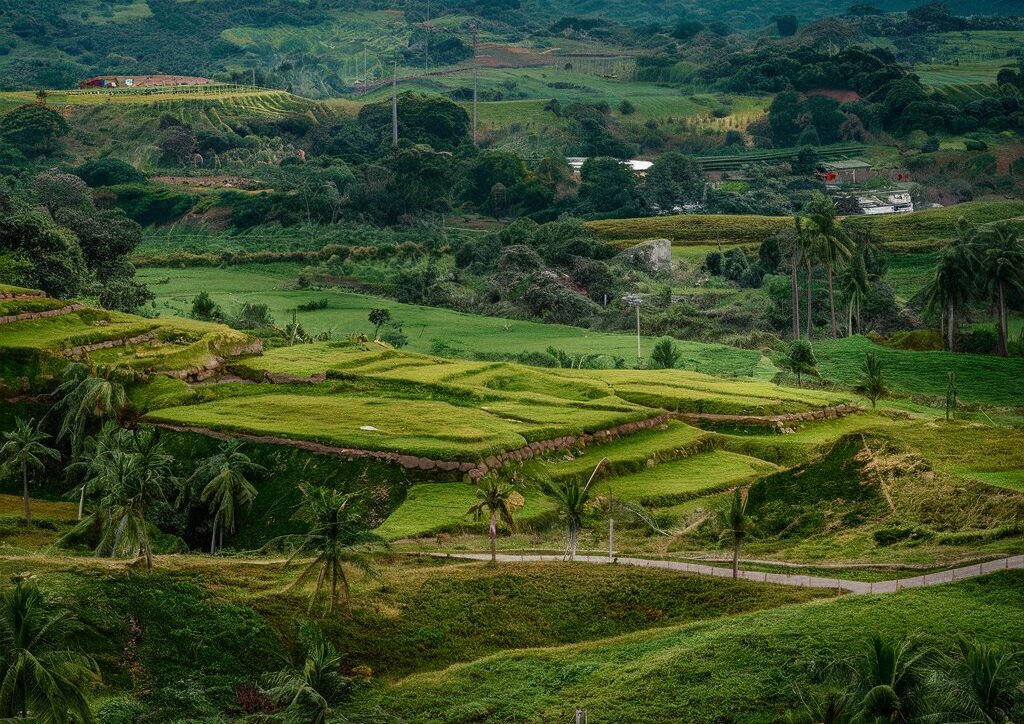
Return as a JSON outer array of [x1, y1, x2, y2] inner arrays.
[[425, 552, 1024, 594]]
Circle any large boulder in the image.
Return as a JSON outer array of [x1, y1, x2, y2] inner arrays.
[[617, 238, 672, 274]]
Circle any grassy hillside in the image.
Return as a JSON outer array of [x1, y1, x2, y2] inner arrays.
[[590, 200, 1024, 248], [359, 571, 1024, 722], [138, 264, 773, 377]]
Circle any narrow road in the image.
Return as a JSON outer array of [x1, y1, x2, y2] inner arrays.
[[424, 552, 1024, 594]]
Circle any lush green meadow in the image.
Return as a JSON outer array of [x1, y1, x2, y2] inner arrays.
[[591, 200, 1024, 248], [359, 572, 1024, 723], [138, 265, 772, 377], [812, 335, 1024, 407]]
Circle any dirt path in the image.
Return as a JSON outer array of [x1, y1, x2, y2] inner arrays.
[[423, 552, 1024, 594]]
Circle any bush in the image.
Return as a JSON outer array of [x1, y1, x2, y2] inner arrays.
[[962, 326, 998, 355], [76, 158, 146, 187], [873, 524, 934, 546], [648, 337, 682, 369], [884, 329, 944, 351]]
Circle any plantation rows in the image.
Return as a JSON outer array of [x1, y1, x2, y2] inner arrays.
[[694, 142, 867, 170]]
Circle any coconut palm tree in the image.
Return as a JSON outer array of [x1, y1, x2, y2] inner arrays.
[[261, 621, 352, 724], [852, 635, 930, 723], [780, 224, 808, 340], [0, 418, 60, 526], [854, 352, 888, 408], [282, 485, 387, 617], [922, 227, 978, 353], [50, 364, 127, 458], [0, 576, 99, 722], [65, 422, 122, 520], [543, 458, 607, 562], [91, 447, 167, 571], [785, 687, 851, 724], [804, 192, 853, 338], [467, 473, 522, 563], [719, 486, 752, 579], [838, 249, 870, 337], [191, 440, 262, 554], [930, 640, 1020, 723], [978, 222, 1024, 357]]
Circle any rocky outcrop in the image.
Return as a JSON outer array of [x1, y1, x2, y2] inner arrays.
[[0, 290, 46, 301], [0, 304, 84, 325], [617, 238, 672, 274]]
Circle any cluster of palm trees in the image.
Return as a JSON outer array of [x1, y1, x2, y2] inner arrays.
[[785, 192, 874, 341], [787, 634, 1022, 723], [923, 218, 1024, 356]]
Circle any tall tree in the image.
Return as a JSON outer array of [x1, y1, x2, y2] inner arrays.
[[65, 421, 121, 520], [283, 486, 387, 617], [0, 418, 60, 526], [719, 487, 752, 579], [467, 473, 522, 564], [922, 220, 978, 352], [838, 248, 870, 336], [780, 224, 808, 340], [978, 223, 1024, 357], [50, 364, 126, 458], [804, 193, 853, 338], [543, 459, 606, 561], [191, 440, 262, 554], [0, 576, 99, 722]]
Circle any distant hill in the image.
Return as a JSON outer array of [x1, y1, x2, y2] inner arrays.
[[0, 0, 1019, 96]]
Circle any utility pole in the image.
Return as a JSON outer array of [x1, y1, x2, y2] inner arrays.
[[392, 61, 399, 147], [624, 294, 643, 367]]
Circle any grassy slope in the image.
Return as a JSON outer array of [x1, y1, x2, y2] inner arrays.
[[589, 200, 1024, 247], [139, 264, 769, 377], [363, 572, 1024, 723], [812, 335, 1024, 407]]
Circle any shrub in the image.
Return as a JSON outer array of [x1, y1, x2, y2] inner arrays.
[[962, 326, 998, 355], [648, 337, 682, 369]]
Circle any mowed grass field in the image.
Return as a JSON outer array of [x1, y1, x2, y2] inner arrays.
[[138, 265, 773, 378]]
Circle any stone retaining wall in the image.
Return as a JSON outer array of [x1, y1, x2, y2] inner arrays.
[[65, 332, 159, 358], [676, 403, 861, 428], [0, 291, 46, 301], [0, 303, 84, 325], [150, 412, 675, 480]]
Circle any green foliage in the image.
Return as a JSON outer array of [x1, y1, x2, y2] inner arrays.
[[648, 337, 682, 369], [784, 339, 818, 386], [0, 104, 68, 154], [853, 351, 888, 407]]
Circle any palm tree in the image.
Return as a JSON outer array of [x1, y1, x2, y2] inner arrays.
[[838, 248, 869, 337], [852, 635, 929, 723], [467, 473, 522, 563], [785, 687, 851, 724], [978, 223, 1024, 357], [719, 486, 752, 578], [191, 440, 262, 554], [0, 418, 60, 526], [804, 192, 853, 338], [261, 621, 352, 724], [0, 576, 99, 722], [50, 364, 127, 458], [854, 352, 888, 408], [91, 449, 165, 570], [543, 458, 607, 562], [282, 485, 387, 617], [781, 224, 807, 340], [65, 422, 122, 520], [922, 225, 978, 353], [930, 640, 1020, 723]]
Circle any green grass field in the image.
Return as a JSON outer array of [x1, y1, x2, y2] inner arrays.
[[358, 571, 1024, 722], [812, 335, 1024, 407], [138, 265, 772, 377], [592, 201, 1024, 249]]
